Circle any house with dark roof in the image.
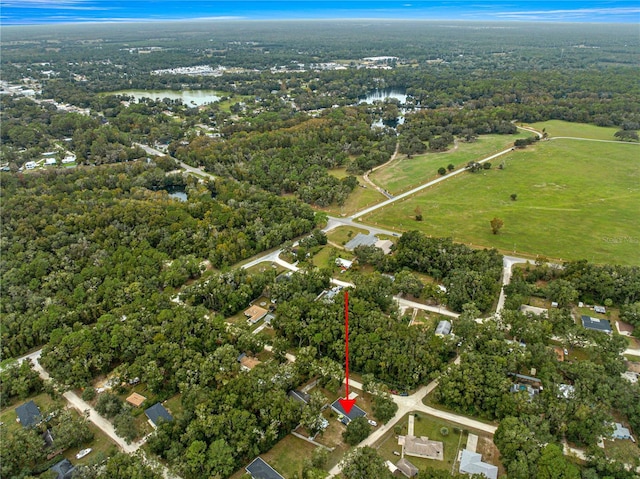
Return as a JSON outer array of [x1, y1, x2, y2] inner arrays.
[[49, 459, 75, 479], [581, 315, 612, 333], [345, 233, 378, 251], [245, 457, 285, 479], [459, 450, 498, 479], [144, 403, 173, 428], [395, 457, 419, 477], [15, 400, 42, 428], [330, 399, 366, 425]]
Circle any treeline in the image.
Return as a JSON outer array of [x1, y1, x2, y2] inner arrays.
[[171, 107, 396, 206], [355, 231, 503, 312], [0, 164, 318, 358]]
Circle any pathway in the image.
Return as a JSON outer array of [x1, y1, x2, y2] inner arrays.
[[362, 140, 400, 199]]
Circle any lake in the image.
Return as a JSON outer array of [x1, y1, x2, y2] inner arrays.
[[108, 89, 223, 106], [360, 89, 408, 104]]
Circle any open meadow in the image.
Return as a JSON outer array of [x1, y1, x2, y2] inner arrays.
[[528, 120, 621, 140], [370, 133, 530, 195], [364, 138, 640, 265]]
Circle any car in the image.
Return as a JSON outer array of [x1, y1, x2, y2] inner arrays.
[[393, 451, 401, 456], [368, 420, 378, 427], [399, 392, 409, 396], [563, 348, 569, 355]]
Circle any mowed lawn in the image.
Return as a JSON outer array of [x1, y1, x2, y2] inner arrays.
[[370, 133, 529, 195], [321, 168, 386, 217], [529, 120, 621, 140], [365, 139, 640, 265]]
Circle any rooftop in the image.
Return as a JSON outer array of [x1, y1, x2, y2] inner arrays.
[[581, 315, 612, 333], [145, 403, 173, 427], [245, 305, 269, 324], [126, 392, 147, 407], [15, 400, 42, 428], [246, 457, 285, 479], [459, 449, 498, 479], [399, 435, 444, 460], [344, 233, 378, 251], [330, 399, 366, 424]]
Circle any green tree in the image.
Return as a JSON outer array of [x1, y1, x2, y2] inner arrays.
[[341, 446, 393, 479], [342, 417, 371, 446], [372, 393, 398, 423], [490, 217, 504, 235], [438, 167, 447, 175], [537, 444, 580, 479]]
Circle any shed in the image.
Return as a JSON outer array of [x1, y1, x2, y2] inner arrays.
[[459, 450, 498, 479], [435, 320, 452, 337], [245, 457, 285, 479], [335, 258, 353, 270], [50, 459, 75, 479], [581, 315, 612, 334], [15, 400, 42, 428], [594, 306, 606, 314], [144, 403, 173, 428], [126, 392, 147, 407], [395, 457, 419, 477], [330, 399, 366, 425]]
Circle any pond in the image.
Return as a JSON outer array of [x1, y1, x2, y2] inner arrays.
[[107, 89, 223, 106], [360, 89, 408, 104], [166, 186, 187, 201]]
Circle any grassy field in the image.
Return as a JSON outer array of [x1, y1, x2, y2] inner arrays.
[[0, 393, 63, 433], [370, 133, 529, 195], [528, 120, 621, 141], [326, 225, 370, 247], [365, 138, 640, 265], [604, 439, 640, 466], [321, 168, 386, 216]]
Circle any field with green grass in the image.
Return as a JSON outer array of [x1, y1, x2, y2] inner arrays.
[[322, 168, 386, 216], [370, 133, 529, 195], [528, 120, 621, 141], [326, 226, 370, 247], [365, 138, 640, 265]]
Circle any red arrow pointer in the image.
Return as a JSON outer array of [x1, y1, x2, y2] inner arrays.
[[339, 290, 356, 414]]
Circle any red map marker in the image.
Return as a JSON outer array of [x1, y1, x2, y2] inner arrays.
[[339, 290, 356, 414]]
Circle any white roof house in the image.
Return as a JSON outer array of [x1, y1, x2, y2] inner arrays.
[[335, 258, 353, 269], [459, 450, 498, 479], [435, 320, 452, 337]]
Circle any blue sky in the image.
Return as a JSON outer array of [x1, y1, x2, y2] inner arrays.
[[1, 0, 639, 25]]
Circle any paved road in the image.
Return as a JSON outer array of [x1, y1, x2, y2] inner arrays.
[[496, 256, 531, 313], [134, 143, 216, 181]]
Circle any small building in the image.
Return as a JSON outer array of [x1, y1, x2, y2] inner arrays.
[[15, 400, 42, 428], [345, 233, 378, 251], [144, 403, 173, 429], [581, 315, 612, 334], [49, 458, 76, 479], [126, 392, 147, 407], [24, 161, 37, 170], [245, 305, 269, 325], [288, 390, 310, 405], [398, 435, 444, 460], [435, 320, 452, 337], [44, 157, 57, 166], [395, 457, 419, 477], [459, 450, 498, 479], [612, 422, 633, 441], [330, 399, 366, 425], [594, 305, 606, 314], [335, 258, 353, 270], [386, 460, 399, 474], [245, 457, 285, 479], [237, 353, 261, 371]]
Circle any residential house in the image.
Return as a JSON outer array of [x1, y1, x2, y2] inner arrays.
[[398, 435, 444, 460], [335, 258, 353, 270], [245, 457, 285, 479], [237, 353, 261, 371], [345, 233, 378, 251], [459, 450, 498, 479], [126, 392, 147, 407], [244, 305, 269, 325], [144, 403, 173, 429], [15, 400, 42, 428], [581, 315, 612, 334], [49, 459, 75, 479], [612, 423, 633, 441], [330, 399, 366, 425]]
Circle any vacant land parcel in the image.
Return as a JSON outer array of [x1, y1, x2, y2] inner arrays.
[[365, 138, 640, 265]]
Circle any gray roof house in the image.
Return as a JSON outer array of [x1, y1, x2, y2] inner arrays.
[[246, 457, 285, 479], [145, 403, 173, 428], [435, 320, 452, 336], [330, 399, 366, 425], [581, 315, 612, 333], [612, 423, 632, 440], [49, 459, 75, 479], [459, 450, 498, 479], [15, 400, 42, 428], [395, 457, 419, 477], [345, 233, 378, 251]]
